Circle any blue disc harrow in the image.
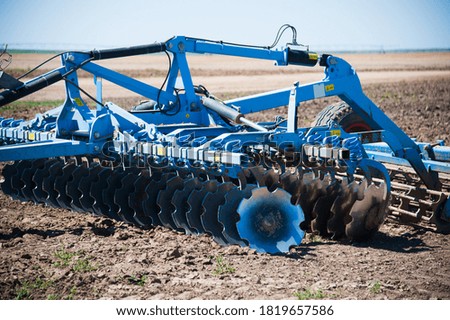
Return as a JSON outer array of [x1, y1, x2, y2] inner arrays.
[[0, 26, 449, 254]]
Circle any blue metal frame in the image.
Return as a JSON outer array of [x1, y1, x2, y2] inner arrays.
[[0, 35, 448, 190]]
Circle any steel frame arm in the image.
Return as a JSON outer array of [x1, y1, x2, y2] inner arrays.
[[0, 36, 444, 190]]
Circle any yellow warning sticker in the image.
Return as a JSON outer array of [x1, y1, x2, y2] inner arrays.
[[157, 146, 166, 156], [73, 98, 84, 106], [330, 129, 341, 136], [325, 84, 335, 92], [28, 132, 35, 141], [308, 52, 319, 60]]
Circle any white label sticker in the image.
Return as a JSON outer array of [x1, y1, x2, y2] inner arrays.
[[313, 83, 325, 98]]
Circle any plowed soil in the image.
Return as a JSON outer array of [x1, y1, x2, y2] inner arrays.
[[0, 53, 449, 300]]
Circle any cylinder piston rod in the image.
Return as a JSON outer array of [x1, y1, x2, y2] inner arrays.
[[201, 97, 268, 132]]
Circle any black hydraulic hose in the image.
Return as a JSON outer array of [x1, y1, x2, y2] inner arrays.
[[0, 70, 63, 107], [90, 42, 166, 60], [0, 42, 167, 107]]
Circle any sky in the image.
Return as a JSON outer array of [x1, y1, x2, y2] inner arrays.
[[0, 0, 449, 52]]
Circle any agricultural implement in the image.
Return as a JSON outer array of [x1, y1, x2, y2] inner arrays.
[[0, 26, 449, 253]]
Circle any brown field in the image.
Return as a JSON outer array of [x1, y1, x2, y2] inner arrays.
[[7, 52, 450, 102], [0, 52, 449, 300]]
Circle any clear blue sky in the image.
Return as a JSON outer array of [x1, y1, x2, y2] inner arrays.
[[1, 0, 449, 51]]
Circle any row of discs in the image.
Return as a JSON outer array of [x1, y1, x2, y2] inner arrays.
[[1, 158, 389, 251], [0, 158, 259, 247], [278, 169, 389, 241]]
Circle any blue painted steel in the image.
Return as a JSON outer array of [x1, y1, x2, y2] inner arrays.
[[168, 36, 288, 65], [236, 187, 305, 253], [0, 34, 449, 191], [0, 139, 98, 161], [364, 142, 450, 162], [81, 62, 176, 105], [366, 150, 450, 174]]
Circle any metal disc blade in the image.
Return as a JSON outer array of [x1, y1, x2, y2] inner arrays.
[[11, 160, 33, 201], [327, 179, 359, 239], [42, 160, 65, 208], [32, 158, 59, 203], [246, 166, 267, 186], [143, 170, 176, 226], [66, 164, 90, 212], [91, 168, 117, 218], [114, 172, 139, 224], [218, 183, 256, 246], [172, 177, 202, 234], [280, 171, 299, 200], [363, 182, 389, 231], [259, 168, 280, 191], [201, 182, 234, 246], [21, 159, 47, 203], [1, 162, 18, 197], [129, 170, 152, 227], [186, 180, 218, 234], [298, 171, 327, 228], [237, 187, 305, 254], [310, 182, 340, 235], [157, 175, 185, 231], [78, 163, 103, 213], [346, 182, 387, 241], [103, 169, 127, 219], [54, 162, 78, 210]]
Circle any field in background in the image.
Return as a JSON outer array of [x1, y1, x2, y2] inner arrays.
[[6, 52, 450, 103]]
